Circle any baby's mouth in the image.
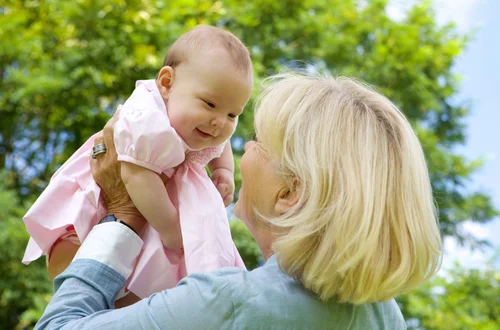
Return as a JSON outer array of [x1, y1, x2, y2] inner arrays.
[[195, 128, 213, 139]]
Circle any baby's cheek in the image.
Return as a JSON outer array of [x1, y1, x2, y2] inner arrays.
[[225, 123, 237, 138], [231, 120, 238, 133]]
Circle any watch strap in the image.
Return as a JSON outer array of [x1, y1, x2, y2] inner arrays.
[[98, 214, 138, 235]]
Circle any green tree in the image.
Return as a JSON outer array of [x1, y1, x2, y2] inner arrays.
[[1, 0, 496, 244], [1, 0, 498, 327], [399, 259, 500, 330], [230, 219, 263, 270], [0, 172, 52, 330]]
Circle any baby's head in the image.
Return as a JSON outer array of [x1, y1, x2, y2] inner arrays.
[[156, 25, 253, 150]]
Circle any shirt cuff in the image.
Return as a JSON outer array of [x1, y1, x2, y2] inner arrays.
[[73, 222, 143, 279]]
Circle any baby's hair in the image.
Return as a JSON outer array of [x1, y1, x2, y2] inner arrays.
[[162, 25, 252, 74]]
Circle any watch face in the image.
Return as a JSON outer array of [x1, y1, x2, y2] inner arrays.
[[99, 214, 117, 224]]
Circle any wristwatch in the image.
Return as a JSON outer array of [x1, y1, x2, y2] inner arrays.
[[98, 214, 138, 235]]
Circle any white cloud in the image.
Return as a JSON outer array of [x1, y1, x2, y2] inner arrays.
[[484, 152, 497, 161], [386, 0, 415, 22], [387, 0, 483, 31], [462, 221, 490, 239], [439, 221, 493, 276], [434, 0, 482, 30]]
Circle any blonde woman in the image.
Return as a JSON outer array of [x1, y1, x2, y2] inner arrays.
[[36, 73, 442, 329]]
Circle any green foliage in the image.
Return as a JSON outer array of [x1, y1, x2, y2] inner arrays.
[[230, 219, 263, 270], [0, 172, 52, 329], [1, 0, 497, 244], [399, 259, 500, 330], [0, 0, 498, 328], [16, 294, 53, 330]]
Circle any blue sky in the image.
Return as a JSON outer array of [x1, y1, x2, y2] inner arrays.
[[451, 0, 500, 267], [389, 0, 500, 270]]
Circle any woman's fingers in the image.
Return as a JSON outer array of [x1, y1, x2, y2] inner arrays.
[[89, 132, 104, 179], [103, 107, 121, 156], [90, 105, 122, 187]]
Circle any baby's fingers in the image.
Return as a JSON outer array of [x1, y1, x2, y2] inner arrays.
[[223, 193, 234, 207], [216, 182, 228, 196]]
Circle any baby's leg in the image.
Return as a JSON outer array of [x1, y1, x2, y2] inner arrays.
[[47, 239, 80, 282], [47, 233, 142, 309], [114, 292, 141, 309]]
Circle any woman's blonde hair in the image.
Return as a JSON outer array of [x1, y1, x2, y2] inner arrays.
[[253, 72, 442, 304]]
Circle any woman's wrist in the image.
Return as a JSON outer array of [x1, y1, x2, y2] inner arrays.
[[106, 198, 146, 234], [108, 211, 145, 235]]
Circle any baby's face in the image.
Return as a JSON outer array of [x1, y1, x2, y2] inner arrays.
[[159, 50, 253, 150]]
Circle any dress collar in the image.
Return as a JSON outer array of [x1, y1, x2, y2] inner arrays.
[[137, 79, 203, 152]]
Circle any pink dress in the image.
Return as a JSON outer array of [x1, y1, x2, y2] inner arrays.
[[22, 80, 245, 298]]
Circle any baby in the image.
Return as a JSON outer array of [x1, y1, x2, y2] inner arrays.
[[22, 25, 253, 299]]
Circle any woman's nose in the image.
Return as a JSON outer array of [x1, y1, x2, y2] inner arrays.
[[244, 141, 253, 151]]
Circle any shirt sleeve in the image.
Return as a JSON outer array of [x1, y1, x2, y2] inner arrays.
[[35, 223, 236, 330], [114, 105, 185, 174], [73, 222, 143, 278]]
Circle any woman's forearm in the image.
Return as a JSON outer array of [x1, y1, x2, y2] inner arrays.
[[36, 222, 232, 330], [35, 223, 146, 329]]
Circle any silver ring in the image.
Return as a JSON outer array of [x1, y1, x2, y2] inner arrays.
[[92, 143, 107, 159]]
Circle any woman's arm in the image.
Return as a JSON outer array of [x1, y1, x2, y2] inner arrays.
[[121, 162, 183, 250], [36, 222, 234, 330], [47, 239, 141, 308]]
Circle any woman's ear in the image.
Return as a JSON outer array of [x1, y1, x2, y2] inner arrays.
[[275, 178, 301, 216], [156, 66, 175, 99]]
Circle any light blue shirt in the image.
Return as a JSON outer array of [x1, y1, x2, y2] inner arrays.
[[36, 223, 406, 329]]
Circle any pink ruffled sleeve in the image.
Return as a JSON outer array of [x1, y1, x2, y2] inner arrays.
[[114, 107, 185, 174]]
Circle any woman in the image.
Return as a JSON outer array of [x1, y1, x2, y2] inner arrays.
[[36, 73, 442, 329]]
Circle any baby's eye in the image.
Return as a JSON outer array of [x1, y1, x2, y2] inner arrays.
[[205, 101, 216, 108], [228, 113, 237, 119]]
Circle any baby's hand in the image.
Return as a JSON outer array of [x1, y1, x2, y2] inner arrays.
[[211, 168, 235, 207]]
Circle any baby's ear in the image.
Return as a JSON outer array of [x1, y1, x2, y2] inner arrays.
[[156, 66, 175, 99]]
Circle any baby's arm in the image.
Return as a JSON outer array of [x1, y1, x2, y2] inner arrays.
[[121, 162, 182, 250], [208, 141, 234, 174], [208, 141, 235, 206]]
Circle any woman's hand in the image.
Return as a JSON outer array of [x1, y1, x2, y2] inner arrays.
[[90, 107, 146, 234]]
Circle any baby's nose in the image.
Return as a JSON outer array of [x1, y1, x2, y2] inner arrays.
[[211, 116, 225, 128]]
